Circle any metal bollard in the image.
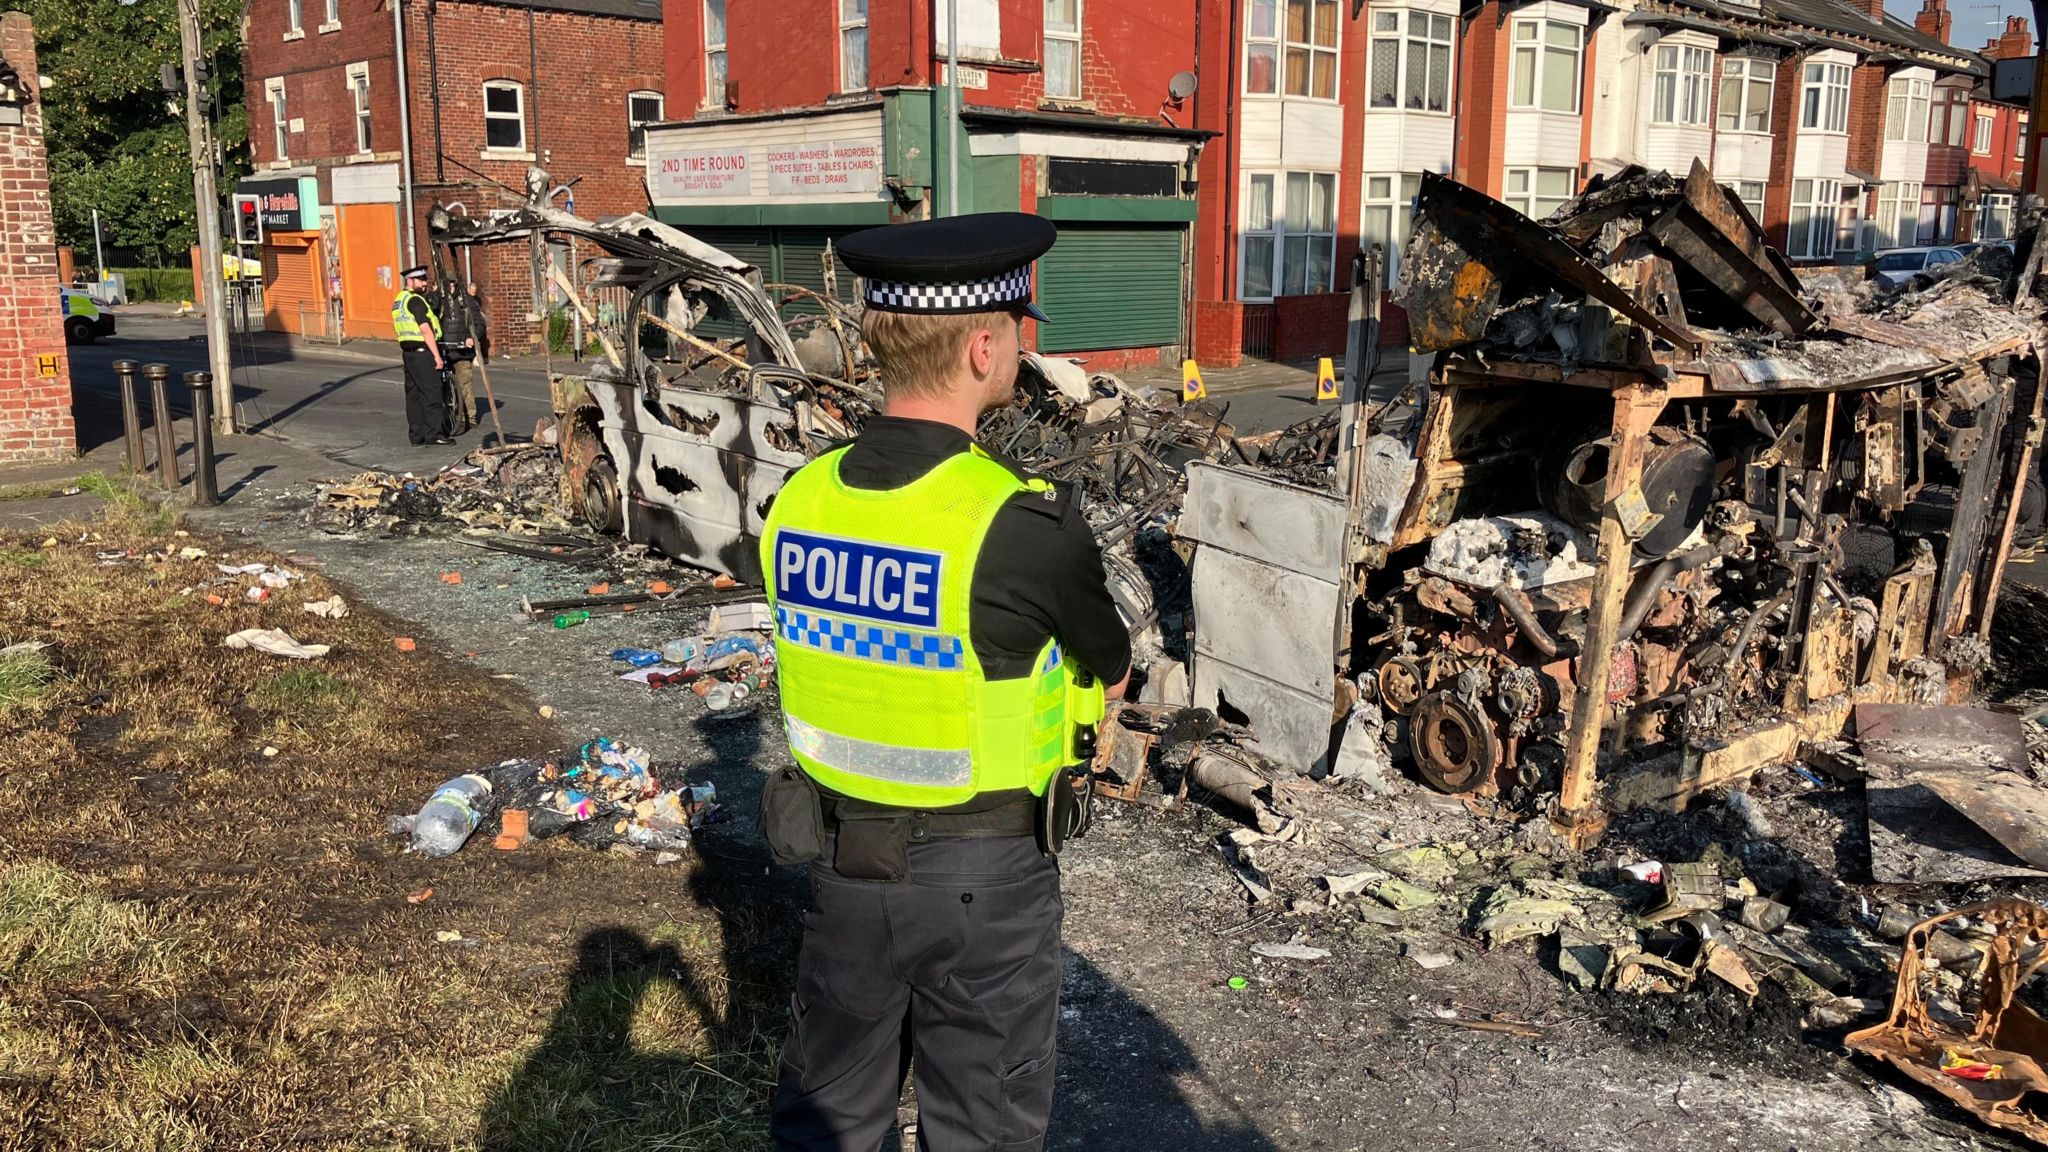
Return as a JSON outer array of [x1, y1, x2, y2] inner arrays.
[[143, 363, 178, 489], [113, 359, 145, 474], [183, 371, 219, 507]]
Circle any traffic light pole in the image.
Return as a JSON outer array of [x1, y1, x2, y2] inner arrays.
[[177, 0, 235, 434]]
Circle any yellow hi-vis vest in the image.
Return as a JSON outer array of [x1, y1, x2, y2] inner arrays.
[[761, 444, 1104, 808], [391, 289, 442, 344]]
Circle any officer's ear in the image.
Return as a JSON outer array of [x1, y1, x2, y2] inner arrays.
[[965, 322, 999, 379]]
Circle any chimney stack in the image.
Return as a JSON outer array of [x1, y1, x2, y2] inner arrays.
[[1914, 0, 1952, 44]]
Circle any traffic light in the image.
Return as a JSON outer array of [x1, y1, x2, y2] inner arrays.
[[232, 195, 262, 246]]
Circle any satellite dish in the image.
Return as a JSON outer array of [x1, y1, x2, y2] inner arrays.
[[1168, 71, 1198, 100]]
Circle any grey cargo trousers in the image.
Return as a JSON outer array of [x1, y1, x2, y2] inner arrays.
[[769, 835, 1063, 1152]]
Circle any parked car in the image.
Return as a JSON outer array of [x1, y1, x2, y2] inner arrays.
[[1952, 239, 2014, 259], [61, 287, 115, 345], [1871, 246, 1965, 288]]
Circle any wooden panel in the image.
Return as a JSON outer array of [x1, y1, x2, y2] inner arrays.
[[1183, 462, 1347, 579]]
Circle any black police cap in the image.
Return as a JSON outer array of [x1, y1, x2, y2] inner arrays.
[[838, 212, 1056, 322]]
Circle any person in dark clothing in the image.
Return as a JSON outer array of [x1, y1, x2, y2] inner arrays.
[[393, 266, 451, 445], [437, 281, 482, 434], [759, 213, 1130, 1152]]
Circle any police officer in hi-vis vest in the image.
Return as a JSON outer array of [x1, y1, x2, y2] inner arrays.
[[391, 266, 452, 445], [758, 212, 1131, 1152]]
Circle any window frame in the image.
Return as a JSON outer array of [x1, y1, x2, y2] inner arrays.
[[1652, 41, 1713, 126], [1717, 56, 1773, 134], [482, 80, 527, 154], [1724, 179, 1766, 223], [319, 0, 338, 31], [1043, 0, 1080, 101], [1982, 192, 2015, 241], [1245, 0, 1341, 100], [1367, 8, 1455, 114], [1885, 76, 1931, 143], [2018, 113, 2030, 160], [1360, 172, 1423, 287], [1504, 165, 1575, 220], [1238, 169, 1339, 300], [704, 0, 728, 108], [1785, 178, 1840, 260], [626, 89, 664, 161], [1508, 18, 1583, 114], [840, 0, 871, 94], [1933, 89, 1968, 146], [347, 62, 372, 155], [1876, 180, 1923, 249], [1975, 111, 1995, 154], [1799, 61, 1850, 134], [266, 77, 289, 163]]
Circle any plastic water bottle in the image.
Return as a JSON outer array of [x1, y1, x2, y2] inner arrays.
[[409, 774, 494, 857], [661, 637, 704, 665], [553, 611, 590, 629]]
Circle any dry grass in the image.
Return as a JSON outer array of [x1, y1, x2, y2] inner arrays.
[[0, 512, 790, 1150]]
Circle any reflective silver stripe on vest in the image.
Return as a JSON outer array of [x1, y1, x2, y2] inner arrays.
[[783, 711, 973, 788]]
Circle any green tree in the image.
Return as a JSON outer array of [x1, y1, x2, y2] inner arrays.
[[23, 0, 247, 266]]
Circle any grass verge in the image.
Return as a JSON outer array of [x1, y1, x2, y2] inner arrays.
[[0, 514, 789, 1150]]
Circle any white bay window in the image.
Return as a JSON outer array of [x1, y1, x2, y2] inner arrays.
[[1241, 171, 1337, 299]]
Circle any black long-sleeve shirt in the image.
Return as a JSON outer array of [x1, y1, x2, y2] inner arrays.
[[836, 416, 1132, 687]]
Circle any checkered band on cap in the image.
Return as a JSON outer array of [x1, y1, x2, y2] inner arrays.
[[863, 266, 1034, 314]]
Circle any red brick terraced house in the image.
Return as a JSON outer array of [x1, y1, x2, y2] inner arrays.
[[1962, 13, 2031, 243], [240, 0, 665, 348]]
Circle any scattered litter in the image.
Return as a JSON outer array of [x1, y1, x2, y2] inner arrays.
[[221, 628, 330, 660], [394, 637, 417, 653], [302, 595, 349, 618], [434, 930, 464, 944], [440, 571, 463, 585], [1251, 941, 1330, 961], [406, 887, 434, 904]]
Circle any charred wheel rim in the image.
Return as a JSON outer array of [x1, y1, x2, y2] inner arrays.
[[1410, 691, 1498, 794], [581, 458, 622, 534]]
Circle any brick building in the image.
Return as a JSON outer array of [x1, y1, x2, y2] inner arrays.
[[649, 0, 1212, 370], [1964, 15, 2031, 243], [240, 0, 664, 348], [0, 13, 73, 463]]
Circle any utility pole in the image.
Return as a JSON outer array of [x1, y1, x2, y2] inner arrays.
[[176, 0, 235, 434]]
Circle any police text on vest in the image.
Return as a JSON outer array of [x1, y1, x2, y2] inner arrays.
[[775, 530, 944, 629]]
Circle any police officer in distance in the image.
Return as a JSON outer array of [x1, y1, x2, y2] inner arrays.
[[392, 266, 452, 445], [758, 212, 1131, 1152]]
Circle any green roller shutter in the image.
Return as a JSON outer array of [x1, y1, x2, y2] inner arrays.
[[681, 227, 773, 341], [681, 226, 856, 339], [773, 228, 858, 317], [1036, 225, 1184, 353]]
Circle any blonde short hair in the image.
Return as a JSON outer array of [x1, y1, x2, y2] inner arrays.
[[862, 309, 999, 402]]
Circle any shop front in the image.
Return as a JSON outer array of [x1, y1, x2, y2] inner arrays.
[[330, 163, 404, 341], [642, 97, 1203, 368], [235, 173, 325, 336]]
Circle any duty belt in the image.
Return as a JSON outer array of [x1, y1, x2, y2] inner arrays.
[[821, 795, 1037, 840]]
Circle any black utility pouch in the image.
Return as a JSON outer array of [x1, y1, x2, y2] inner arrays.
[[759, 766, 825, 866], [833, 815, 910, 882]]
